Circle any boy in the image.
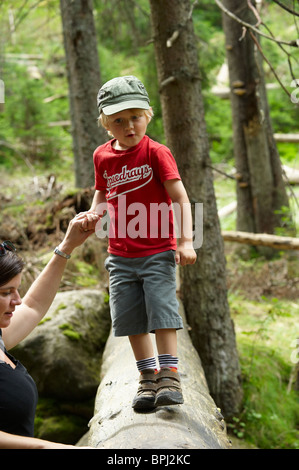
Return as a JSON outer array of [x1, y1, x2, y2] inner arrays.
[[85, 75, 196, 410]]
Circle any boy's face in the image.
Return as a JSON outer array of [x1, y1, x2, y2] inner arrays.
[[105, 109, 149, 150]]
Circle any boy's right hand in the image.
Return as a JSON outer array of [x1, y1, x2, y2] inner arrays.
[[175, 244, 197, 266]]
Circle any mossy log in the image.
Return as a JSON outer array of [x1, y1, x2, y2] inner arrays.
[[88, 302, 231, 449]]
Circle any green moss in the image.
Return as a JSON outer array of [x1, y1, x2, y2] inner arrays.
[[74, 302, 84, 310], [38, 317, 51, 325], [58, 323, 81, 342], [55, 303, 67, 313], [35, 413, 88, 445], [62, 330, 81, 341]]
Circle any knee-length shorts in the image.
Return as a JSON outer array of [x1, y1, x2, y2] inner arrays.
[[104, 250, 183, 336]]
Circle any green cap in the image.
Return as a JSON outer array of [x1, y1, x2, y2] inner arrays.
[[97, 75, 150, 115]]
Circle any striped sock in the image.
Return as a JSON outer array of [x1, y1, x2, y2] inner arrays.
[[136, 357, 157, 372], [158, 354, 179, 370]]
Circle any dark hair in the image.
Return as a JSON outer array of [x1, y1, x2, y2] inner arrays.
[[0, 251, 24, 287]]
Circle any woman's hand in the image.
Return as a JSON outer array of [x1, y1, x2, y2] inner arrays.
[[59, 212, 100, 256]]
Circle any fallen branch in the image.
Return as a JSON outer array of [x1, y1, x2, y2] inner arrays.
[[218, 201, 237, 218], [222, 230, 299, 250], [274, 134, 299, 143], [48, 120, 71, 127]]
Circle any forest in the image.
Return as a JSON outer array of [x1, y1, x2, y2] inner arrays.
[[0, 0, 298, 450]]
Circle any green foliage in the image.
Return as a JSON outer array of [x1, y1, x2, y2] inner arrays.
[[193, 1, 225, 88], [274, 205, 297, 236], [93, 0, 150, 55], [0, 62, 71, 168], [229, 292, 299, 449], [204, 92, 234, 163], [267, 87, 299, 134], [238, 341, 299, 449]]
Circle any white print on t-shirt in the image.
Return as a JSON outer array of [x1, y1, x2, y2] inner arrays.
[[103, 164, 153, 200]]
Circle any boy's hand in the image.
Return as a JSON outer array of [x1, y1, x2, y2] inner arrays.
[[175, 244, 197, 266], [78, 211, 100, 232]]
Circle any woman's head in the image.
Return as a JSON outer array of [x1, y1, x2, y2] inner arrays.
[[0, 242, 24, 329], [0, 242, 24, 288]]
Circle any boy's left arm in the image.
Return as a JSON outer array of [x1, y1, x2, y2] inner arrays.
[[164, 179, 197, 266]]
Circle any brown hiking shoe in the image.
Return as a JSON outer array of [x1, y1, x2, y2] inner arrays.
[[155, 367, 184, 406], [132, 369, 157, 410]]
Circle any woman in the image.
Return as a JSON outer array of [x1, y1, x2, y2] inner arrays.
[[0, 211, 98, 449]]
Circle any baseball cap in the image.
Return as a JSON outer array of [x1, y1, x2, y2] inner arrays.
[[97, 75, 150, 115]]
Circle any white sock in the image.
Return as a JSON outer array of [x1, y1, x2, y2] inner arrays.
[[136, 357, 157, 372], [158, 354, 178, 369]]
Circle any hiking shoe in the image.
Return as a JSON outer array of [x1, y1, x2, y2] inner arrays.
[[132, 368, 157, 410], [155, 367, 184, 406]]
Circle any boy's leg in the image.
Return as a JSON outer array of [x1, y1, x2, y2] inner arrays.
[[155, 328, 177, 356], [129, 333, 157, 410], [129, 333, 155, 360], [155, 328, 183, 406]]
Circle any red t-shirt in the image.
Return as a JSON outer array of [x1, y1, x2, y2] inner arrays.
[[93, 135, 181, 257]]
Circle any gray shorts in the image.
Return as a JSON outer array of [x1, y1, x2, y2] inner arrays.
[[104, 250, 183, 336]]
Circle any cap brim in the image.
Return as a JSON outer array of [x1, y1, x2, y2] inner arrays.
[[101, 100, 150, 116]]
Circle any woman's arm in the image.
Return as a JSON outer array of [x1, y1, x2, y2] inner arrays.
[[2, 212, 99, 350], [0, 430, 79, 449], [164, 179, 197, 266]]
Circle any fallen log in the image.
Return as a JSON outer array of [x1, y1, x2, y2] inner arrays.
[[88, 302, 231, 449], [222, 230, 299, 250], [274, 134, 299, 143]]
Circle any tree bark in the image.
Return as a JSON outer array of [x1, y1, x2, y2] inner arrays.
[[149, 0, 242, 420], [60, 0, 107, 188], [221, 0, 292, 236], [88, 303, 231, 449]]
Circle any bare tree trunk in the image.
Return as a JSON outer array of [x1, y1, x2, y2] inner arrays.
[[60, 0, 107, 188], [149, 0, 243, 420], [221, 0, 292, 238]]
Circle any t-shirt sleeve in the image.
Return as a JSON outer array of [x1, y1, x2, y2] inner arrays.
[[93, 148, 107, 191], [152, 145, 181, 183]]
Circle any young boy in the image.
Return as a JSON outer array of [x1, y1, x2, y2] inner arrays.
[[86, 75, 196, 410]]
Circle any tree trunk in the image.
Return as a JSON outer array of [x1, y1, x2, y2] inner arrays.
[[149, 0, 242, 420], [88, 303, 231, 449], [221, 0, 292, 237], [60, 0, 107, 188]]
